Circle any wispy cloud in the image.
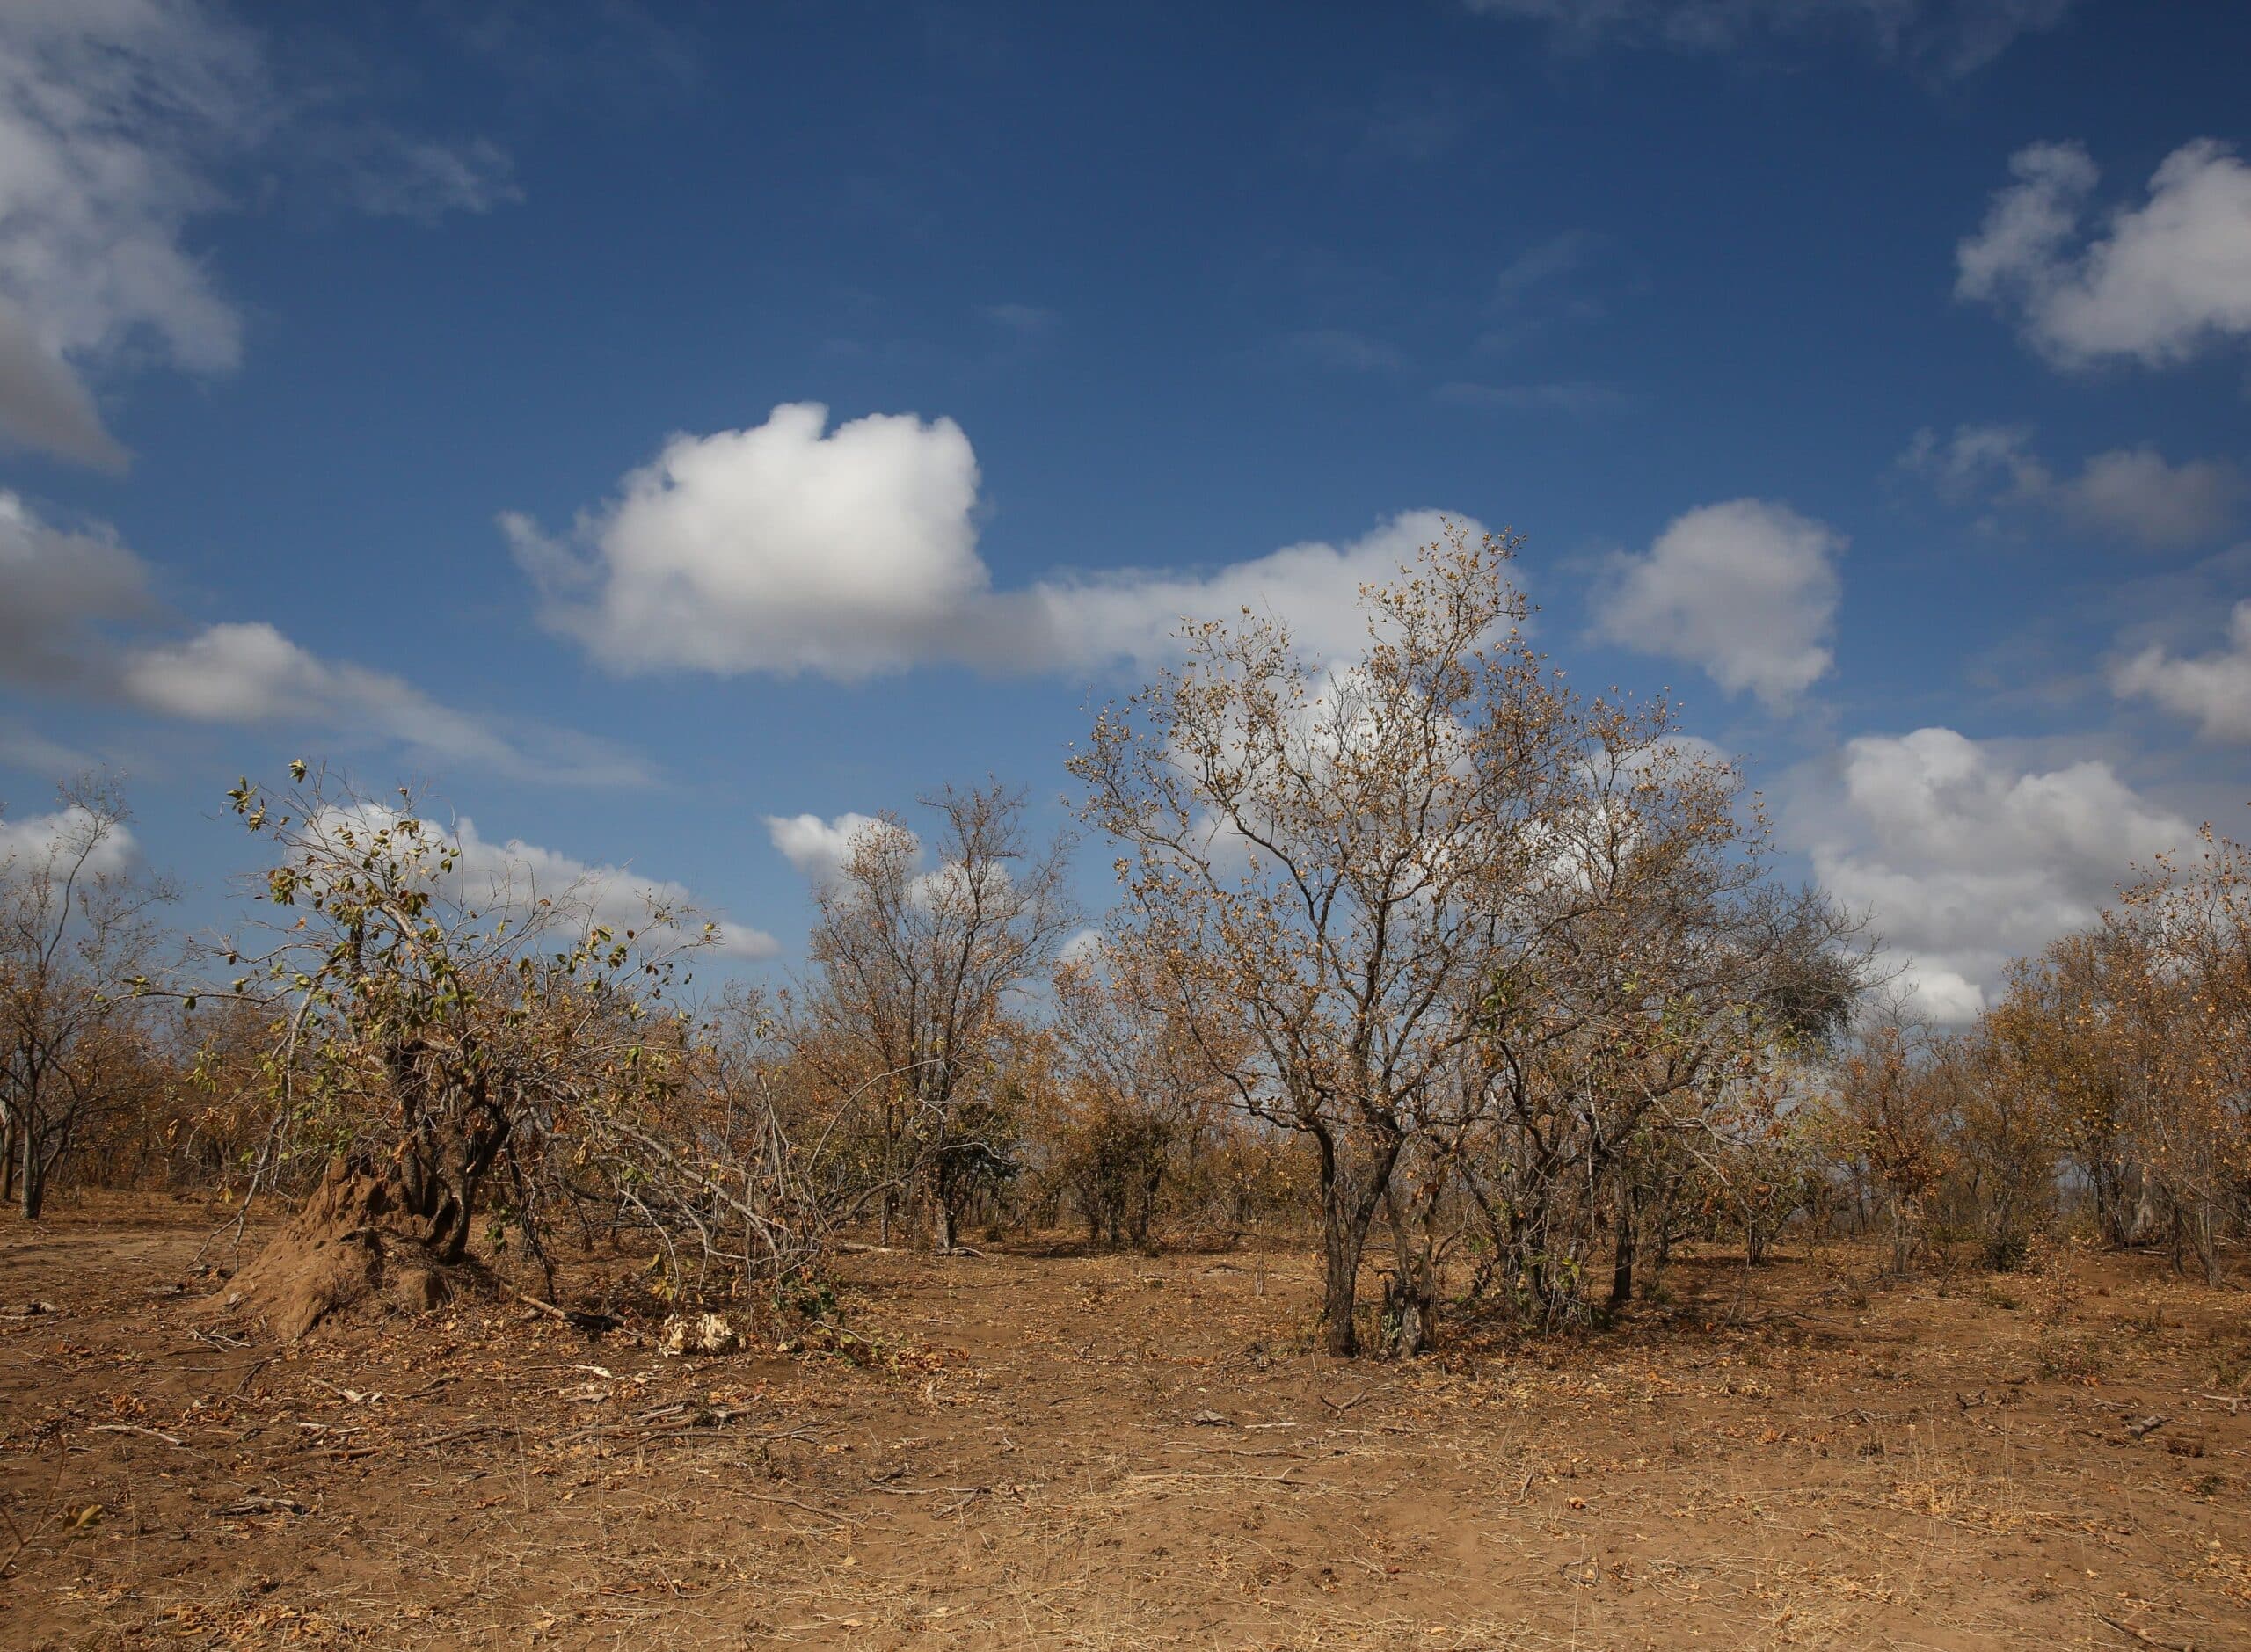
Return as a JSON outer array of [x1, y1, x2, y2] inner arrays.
[[1903, 424, 2245, 549], [0, 491, 645, 787], [1277, 328, 1406, 374], [1436, 379, 1638, 416], [1467, 0, 2077, 80], [0, 1, 525, 469]]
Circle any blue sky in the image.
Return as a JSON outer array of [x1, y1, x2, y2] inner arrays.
[[2, 0, 2247, 1020]]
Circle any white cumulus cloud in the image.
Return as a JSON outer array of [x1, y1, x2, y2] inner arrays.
[[2110, 601, 2251, 742], [764, 811, 892, 887], [312, 804, 776, 961], [1792, 726, 2191, 1021], [511, 403, 1490, 681], [0, 803, 139, 879], [0, 491, 152, 688], [2065, 447, 2247, 547], [1957, 139, 2251, 368], [1024, 510, 1485, 678], [509, 403, 988, 680], [1589, 499, 1842, 710], [117, 621, 649, 787], [451, 816, 776, 962]]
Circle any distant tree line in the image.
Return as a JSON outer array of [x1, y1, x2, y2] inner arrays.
[[2, 532, 2246, 1353]]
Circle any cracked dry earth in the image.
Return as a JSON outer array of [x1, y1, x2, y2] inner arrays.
[[4, 1195, 2251, 1649]]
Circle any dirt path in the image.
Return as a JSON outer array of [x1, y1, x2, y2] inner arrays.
[[4, 1197, 2248, 1648]]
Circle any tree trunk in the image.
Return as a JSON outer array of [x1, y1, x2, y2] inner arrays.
[[2092, 1163, 2131, 1248], [1315, 1132, 1401, 1358], [1380, 1190, 1439, 1357], [18, 1116, 41, 1221], [1607, 1200, 1635, 1313], [1380, 1271, 1431, 1357], [2130, 1178, 2160, 1248], [1890, 1198, 1917, 1275], [1320, 1216, 1366, 1357]]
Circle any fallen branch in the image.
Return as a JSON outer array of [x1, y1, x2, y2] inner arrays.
[[212, 1495, 306, 1518], [517, 1292, 622, 1334], [2096, 1612, 2191, 1650], [86, 1424, 185, 1447], [1127, 1465, 1307, 1485], [412, 1423, 515, 1452], [736, 1491, 863, 1525]]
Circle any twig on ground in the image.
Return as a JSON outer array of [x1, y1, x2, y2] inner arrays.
[[2096, 1612, 2191, 1650], [416, 1423, 515, 1451], [516, 1292, 622, 1333], [736, 1491, 864, 1525], [1127, 1466, 1307, 1485], [86, 1423, 185, 1446]]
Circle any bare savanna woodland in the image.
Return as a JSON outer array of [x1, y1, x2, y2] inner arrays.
[[5, 532, 2251, 1648]]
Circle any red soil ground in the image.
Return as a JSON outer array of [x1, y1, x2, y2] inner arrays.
[[4, 1193, 2248, 1649]]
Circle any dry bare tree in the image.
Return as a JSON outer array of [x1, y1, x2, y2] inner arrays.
[[1075, 525, 1611, 1355], [1075, 526, 1867, 1352], [2108, 825, 2251, 1281], [0, 776, 176, 1218], [1425, 739, 1862, 1330], [1043, 943, 1242, 1249], [1830, 1017, 1962, 1275], [794, 782, 1076, 1250], [1985, 932, 2146, 1248]]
